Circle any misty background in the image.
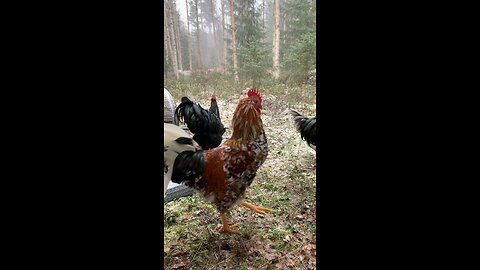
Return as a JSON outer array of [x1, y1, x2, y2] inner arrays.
[[164, 0, 316, 86]]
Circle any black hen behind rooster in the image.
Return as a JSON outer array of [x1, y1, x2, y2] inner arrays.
[[209, 95, 221, 122], [175, 96, 225, 150], [287, 109, 316, 151]]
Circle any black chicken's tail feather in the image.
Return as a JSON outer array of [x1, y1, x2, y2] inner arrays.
[[174, 96, 225, 150], [174, 97, 194, 124], [209, 97, 221, 122], [174, 97, 210, 129], [171, 150, 205, 187], [287, 109, 316, 148]]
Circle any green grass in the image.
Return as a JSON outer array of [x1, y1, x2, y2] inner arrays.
[[164, 75, 316, 269]]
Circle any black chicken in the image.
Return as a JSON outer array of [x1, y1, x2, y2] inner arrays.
[[287, 109, 316, 151], [174, 95, 225, 150], [208, 95, 221, 122]]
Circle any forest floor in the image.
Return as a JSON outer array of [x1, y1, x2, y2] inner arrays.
[[164, 76, 317, 270]]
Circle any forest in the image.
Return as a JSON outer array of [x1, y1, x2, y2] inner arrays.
[[164, 0, 316, 269], [164, 0, 316, 85]]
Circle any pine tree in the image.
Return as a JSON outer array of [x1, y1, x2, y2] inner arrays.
[[234, 0, 269, 83], [281, 0, 316, 83]]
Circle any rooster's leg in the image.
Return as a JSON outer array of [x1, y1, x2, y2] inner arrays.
[[241, 201, 272, 215], [218, 212, 240, 234]]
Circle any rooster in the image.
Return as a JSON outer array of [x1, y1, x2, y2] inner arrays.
[[174, 95, 225, 150], [164, 123, 201, 198], [287, 109, 316, 151], [171, 88, 270, 234]]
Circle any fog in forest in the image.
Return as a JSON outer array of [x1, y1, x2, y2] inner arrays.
[[164, 0, 316, 85]]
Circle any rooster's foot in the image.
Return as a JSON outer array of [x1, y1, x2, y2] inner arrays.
[[241, 201, 272, 215], [219, 212, 240, 234]]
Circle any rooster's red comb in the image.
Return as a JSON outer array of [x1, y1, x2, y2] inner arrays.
[[247, 87, 262, 104]]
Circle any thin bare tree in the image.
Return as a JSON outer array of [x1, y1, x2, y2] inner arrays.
[[186, 0, 193, 70], [221, 0, 227, 73], [209, 0, 219, 69], [262, 0, 265, 43], [229, 0, 238, 82], [164, 20, 171, 74], [193, 0, 203, 71], [165, 3, 179, 79], [172, 0, 183, 71], [272, 0, 280, 79]]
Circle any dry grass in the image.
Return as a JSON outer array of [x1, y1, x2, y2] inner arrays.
[[164, 75, 316, 269]]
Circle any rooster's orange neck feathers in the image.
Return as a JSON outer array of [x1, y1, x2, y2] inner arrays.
[[227, 90, 264, 144]]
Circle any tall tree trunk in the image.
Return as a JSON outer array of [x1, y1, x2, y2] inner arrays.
[[262, 0, 265, 43], [312, 0, 316, 29], [221, 0, 227, 73], [165, 5, 179, 79], [194, 0, 203, 71], [164, 22, 171, 76], [209, 0, 218, 70], [186, 0, 193, 71], [172, 0, 183, 71], [282, 12, 286, 60], [272, 0, 280, 79], [229, 0, 238, 82]]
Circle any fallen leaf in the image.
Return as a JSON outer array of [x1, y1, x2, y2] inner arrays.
[[171, 262, 186, 269], [302, 243, 316, 251], [275, 262, 290, 270], [264, 252, 278, 262], [164, 238, 179, 254], [170, 238, 179, 246], [172, 250, 185, 257]]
